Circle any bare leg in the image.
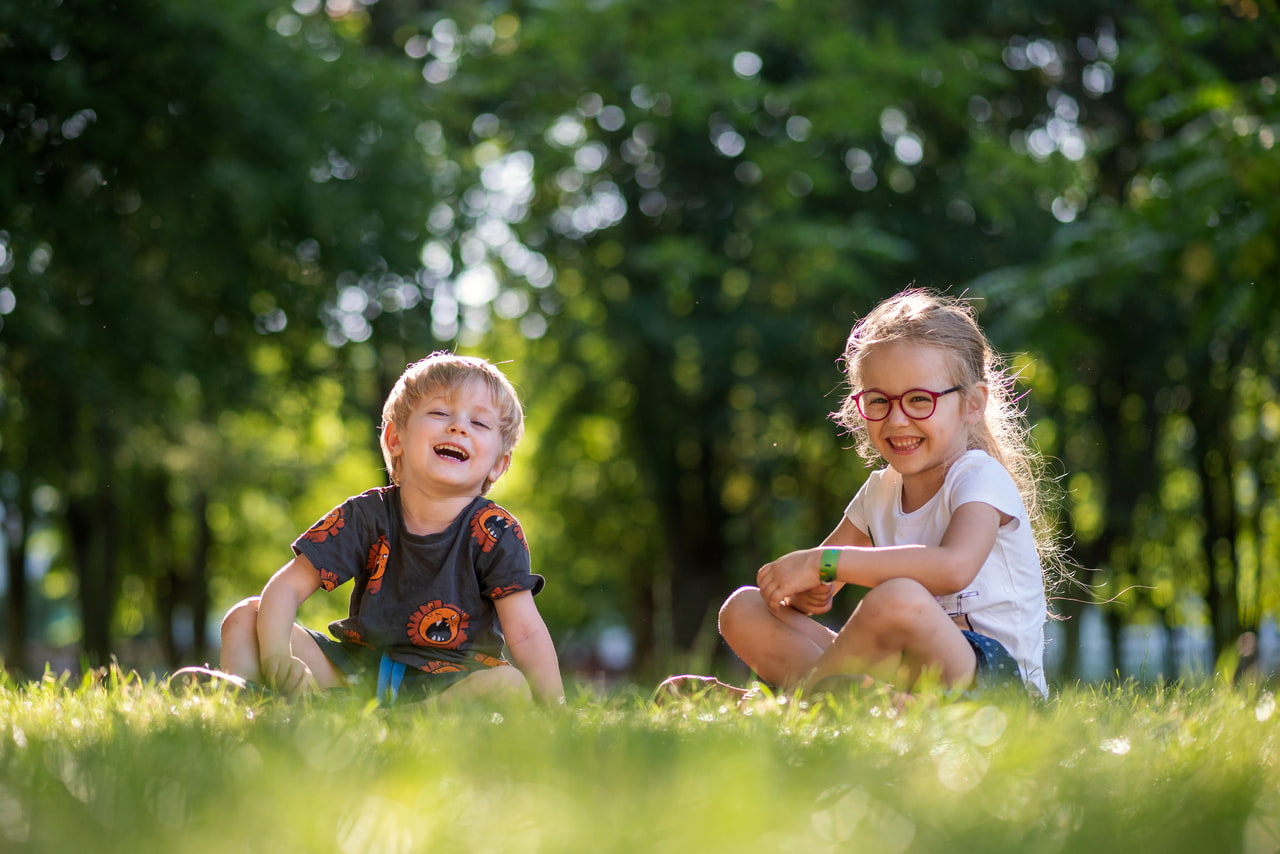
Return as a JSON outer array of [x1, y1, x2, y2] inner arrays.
[[718, 586, 837, 689], [218, 597, 346, 690], [219, 597, 264, 681], [431, 665, 531, 709], [805, 577, 977, 691]]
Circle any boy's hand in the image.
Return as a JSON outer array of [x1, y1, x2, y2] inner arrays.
[[261, 654, 314, 697]]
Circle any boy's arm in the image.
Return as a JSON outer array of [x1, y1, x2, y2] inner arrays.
[[494, 591, 564, 705], [257, 554, 322, 695]]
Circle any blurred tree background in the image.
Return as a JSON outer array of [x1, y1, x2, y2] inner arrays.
[[1, 0, 1277, 687]]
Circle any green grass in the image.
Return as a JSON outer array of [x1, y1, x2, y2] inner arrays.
[[1, 668, 1278, 853]]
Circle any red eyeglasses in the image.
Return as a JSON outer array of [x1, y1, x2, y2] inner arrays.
[[852, 386, 962, 421]]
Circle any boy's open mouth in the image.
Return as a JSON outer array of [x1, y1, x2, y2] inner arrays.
[[434, 443, 470, 462]]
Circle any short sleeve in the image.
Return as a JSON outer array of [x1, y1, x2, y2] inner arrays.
[[292, 498, 368, 592], [844, 483, 869, 533], [467, 503, 545, 599], [948, 455, 1027, 530]]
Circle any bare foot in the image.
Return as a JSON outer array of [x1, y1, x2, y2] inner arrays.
[[653, 674, 750, 706]]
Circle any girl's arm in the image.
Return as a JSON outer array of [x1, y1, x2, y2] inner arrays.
[[494, 591, 565, 705], [758, 502, 1005, 610], [779, 516, 873, 614], [256, 554, 322, 695]]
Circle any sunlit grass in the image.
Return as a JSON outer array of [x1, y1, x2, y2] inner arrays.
[[1, 667, 1278, 853]]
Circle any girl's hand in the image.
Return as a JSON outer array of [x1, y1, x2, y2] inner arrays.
[[783, 582, 836, 615], [757, 549, 821, 612]]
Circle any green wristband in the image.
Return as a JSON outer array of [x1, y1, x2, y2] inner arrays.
[[819, 548, 840, 583]]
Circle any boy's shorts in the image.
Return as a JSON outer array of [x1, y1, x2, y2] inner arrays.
[[961, 630, 1023, 691], [304, 628, 475, 703]]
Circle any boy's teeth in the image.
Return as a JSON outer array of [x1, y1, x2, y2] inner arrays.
[[435, 444, 469, 461]]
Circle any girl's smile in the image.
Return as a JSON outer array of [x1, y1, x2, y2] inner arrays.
[[857, 341, 984, 509]]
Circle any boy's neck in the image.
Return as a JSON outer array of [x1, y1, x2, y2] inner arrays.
[[396, 484, 480, 536]]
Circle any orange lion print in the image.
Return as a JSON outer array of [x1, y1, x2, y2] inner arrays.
[[302, 507, 345, 543], [406, 600, 470, 649], [365, 536, 389, 595], [489, 584, 528, 599], [317, 568, 340, 591], [469, 505, 527, 554], [341, 629, 372, 648], [419, 660, 466, 675]]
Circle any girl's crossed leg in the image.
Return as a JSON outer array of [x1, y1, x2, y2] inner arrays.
[[719, 577, 977, 694]]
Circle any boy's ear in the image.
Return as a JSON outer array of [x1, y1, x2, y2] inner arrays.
[[383, 421, 403, 456], [488, 451, 512, 486]]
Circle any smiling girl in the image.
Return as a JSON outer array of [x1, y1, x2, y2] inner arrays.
[[662, 289, 1059, 704]]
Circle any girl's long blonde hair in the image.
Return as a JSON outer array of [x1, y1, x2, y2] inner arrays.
[[833, 289, 1064, 579]]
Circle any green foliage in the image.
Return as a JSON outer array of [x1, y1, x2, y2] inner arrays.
[[973, 0, 1280, 655], [1, 0, 435, 669], [2, 0, 1279, 682], [1, 672, 1279, 852]]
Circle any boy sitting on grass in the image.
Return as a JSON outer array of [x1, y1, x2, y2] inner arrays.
[[217, 353, 563, 708]]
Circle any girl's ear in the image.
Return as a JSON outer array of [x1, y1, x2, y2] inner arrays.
[[964, 382, 988, 424]]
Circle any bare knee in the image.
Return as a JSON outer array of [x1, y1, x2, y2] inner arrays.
[[220, 597, 262, 641], [855, 578, 939, 636], [492, 665, 532, 700], [219, 597, 263, 677], [718, 586, 765, 641], [440, 665, 531, 707]]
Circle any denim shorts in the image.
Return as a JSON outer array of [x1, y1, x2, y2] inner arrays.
[[962, 630, 1022, 690], [304, 628, 473, 703]]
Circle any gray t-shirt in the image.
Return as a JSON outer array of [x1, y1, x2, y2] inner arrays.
[[293, 487, 543, 675]]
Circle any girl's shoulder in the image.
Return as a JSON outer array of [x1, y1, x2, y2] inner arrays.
[[947, 450, 1026, 515], [948, 449, 1006, 479], [859, 464, 901, 495]]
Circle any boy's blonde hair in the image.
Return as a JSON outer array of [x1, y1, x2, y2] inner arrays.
[[380, 352, 524, 493], [834, 289, 1062, 573]]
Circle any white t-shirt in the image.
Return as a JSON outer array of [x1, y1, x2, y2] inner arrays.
[[844, 449, 1047, 696]]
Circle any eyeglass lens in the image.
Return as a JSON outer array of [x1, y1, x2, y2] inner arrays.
[[857, 388, 949, 421]]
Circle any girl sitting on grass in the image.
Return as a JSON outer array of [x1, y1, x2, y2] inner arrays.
[[661, 289, 1062, 704]]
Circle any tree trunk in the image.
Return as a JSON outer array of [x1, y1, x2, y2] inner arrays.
[[189, 490, 212, 665], [1190, 382, 1241, 660], [4, 487, 32, 679], [67, 483, 118, 670]]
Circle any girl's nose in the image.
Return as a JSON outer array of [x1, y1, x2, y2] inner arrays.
[[885, 400, 912, 425]]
